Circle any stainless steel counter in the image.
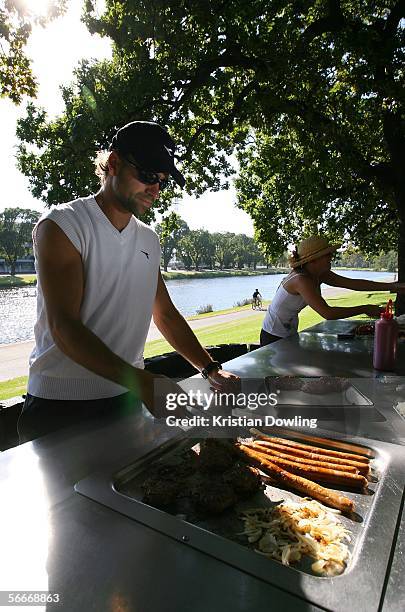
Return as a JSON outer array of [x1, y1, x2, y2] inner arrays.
[[0, 320, 403, 611], [224, 320, 405, 446], [0, 412, 324, 612]]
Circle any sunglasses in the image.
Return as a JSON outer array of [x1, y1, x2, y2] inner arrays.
[[123, 156, 170, 191]]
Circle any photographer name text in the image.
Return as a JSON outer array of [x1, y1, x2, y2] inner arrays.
[[166, 415, 318, 429]]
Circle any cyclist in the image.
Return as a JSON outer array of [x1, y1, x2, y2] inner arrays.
[[252, 289, 262, 309]]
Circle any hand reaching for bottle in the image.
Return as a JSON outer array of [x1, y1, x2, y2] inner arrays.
[[364, 304, 382, 318], [391, 282, 405, 294]]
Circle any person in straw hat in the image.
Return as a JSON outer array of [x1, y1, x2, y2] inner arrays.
[[260, 234, 405, 346]]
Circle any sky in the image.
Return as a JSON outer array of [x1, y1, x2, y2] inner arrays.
[[0, 0, 254, 236]]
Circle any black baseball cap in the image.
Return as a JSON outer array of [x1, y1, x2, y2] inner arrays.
[[109, 121, 186, 188]]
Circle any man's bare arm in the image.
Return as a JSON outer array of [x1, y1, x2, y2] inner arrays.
[[152, 271, 239, 389], [152, 270, 213, 370]]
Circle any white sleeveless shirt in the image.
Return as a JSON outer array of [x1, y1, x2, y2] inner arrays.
[[262, 272, 308, 338], [28, 196, 161, 400]]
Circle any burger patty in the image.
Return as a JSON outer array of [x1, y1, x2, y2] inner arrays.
[[141, 439, 260, 514], [223, 463, 262, 497], [191, 477, 238, 514], [199, 439, 237, 472], [141, 477, 181, 508]]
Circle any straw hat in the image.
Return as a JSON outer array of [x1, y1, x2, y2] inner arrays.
[[289, 235, 340, 268]]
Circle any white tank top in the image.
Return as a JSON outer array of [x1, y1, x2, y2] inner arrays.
[[28, 196, 161, 400], [262, 272, 308, 338]]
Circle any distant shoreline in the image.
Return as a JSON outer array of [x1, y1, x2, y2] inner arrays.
[[162, 267, 396, 281], [0, 267, 397, 288], [161, 268, 288, 280]]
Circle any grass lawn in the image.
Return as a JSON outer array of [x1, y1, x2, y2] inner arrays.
[[0, 376, 28, 401], [0, 290, 390, 401], [187, 301, 270, 320], [0, 274, 36, 288], [144, 290, 390, 356]]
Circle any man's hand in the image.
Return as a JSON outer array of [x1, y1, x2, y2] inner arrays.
[[138, 370, 193, 419], [207, 368, 241, 393]]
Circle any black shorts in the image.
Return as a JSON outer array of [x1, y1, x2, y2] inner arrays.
[[260, 329, 282, 346], [17, 392, 137, 444]]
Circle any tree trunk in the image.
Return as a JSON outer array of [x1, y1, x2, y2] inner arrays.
[[10, 261, 16, 276], [396, 209, 405, 315]]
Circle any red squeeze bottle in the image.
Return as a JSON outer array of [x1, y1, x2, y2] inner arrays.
[[373, 299, 398, 371]]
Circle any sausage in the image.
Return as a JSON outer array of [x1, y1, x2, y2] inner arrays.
[[238, 445, 354, 513], [249, 442, 360, 473], [240, 445, 367, 489], [250, 428, 370, 462], [251, 440, 370, 476]]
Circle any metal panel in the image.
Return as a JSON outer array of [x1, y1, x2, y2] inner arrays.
[[76, 429, 405, 612]]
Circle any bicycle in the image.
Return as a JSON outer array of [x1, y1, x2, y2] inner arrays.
[[252, 297, 262, 310]]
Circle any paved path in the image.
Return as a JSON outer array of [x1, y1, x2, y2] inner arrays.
[[0, 341, 35, 381], [0, 285, 376, 382], [0, 309, 265, 382]]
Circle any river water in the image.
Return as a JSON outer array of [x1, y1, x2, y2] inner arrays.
[[0, 270, 396, 345]]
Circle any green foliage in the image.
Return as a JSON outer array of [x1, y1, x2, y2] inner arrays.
[[0, 274, 36, 287], [15, 1, 405, 282], [231, 233, 263, 270], [175, 228, 266, 270], [196, 303, 213, 315], [372, 250, 397, 272], [0, 0, 66, 103], [0, 375, 28, 401], [234, 298, 252, 307], [0, 207, 40, 275], [335, 245, 397, 270], [155, 212, 189, 270], [161, 269, 281, 280], [177, 229, 212, 270], [212, 232, 234, 269]]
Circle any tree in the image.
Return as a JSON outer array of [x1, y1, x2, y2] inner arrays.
[[0, 207, 40, 275], [177, 229, 211, 271], [204, 231, 216, 269], [15, 1, 405, 311], [244, 236, 263, 270], [231, 234, 248, 269], [1, 0, 66, 103], [155, 212, 189, 271], [270, 251, 289, 268], [212, 232, 234, 269], [372, 250, 397, 272], [337, 244, 369, 268]]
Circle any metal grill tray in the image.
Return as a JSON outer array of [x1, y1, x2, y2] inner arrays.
[[75, 429, 405, 612], [264, 376, 373, 406]]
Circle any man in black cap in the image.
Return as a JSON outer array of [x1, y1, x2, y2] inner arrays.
[[19, 121, 239, 442]]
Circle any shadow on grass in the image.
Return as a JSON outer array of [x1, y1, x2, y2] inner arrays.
[[0, 275, 36, 288]]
